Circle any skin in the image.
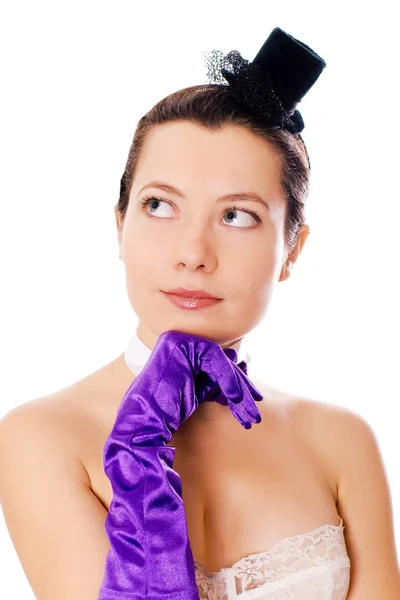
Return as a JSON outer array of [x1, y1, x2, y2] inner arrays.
[[114, 120, 310, 357]]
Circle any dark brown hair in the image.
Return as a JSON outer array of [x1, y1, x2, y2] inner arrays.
[[116, 84, 310, 254]]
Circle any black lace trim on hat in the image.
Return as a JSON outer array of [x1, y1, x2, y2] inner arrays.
[[202, 49, 300, 134]]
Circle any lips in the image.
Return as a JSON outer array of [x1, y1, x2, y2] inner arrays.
[[164, 287, 220, 300], [162, 291, 222, 310]]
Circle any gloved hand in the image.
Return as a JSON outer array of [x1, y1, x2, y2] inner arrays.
[[98, 330, 263, 600]]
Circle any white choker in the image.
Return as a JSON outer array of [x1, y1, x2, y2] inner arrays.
[[124, 327, 252, 377]]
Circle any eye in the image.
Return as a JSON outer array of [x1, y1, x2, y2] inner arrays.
[[224, 207, 262, 227], [138, 195, 262, 227]]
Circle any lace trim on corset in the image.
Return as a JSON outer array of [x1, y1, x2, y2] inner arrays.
[[194, 519, 351, 599]]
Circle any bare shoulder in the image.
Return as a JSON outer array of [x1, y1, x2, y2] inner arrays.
[[252, 379, 381, 499], [0, 354, 128, 495], [282, 391, 377, 486], [0, 385, 116, 598], [0, 391, 91, 485], [291, 394, 378, 477], [0, 360, 114, 474], [282, 392, 400, 596], [251, 375, 363, 442], [292, 393, 371, 439], [0, 351, 125, 434]]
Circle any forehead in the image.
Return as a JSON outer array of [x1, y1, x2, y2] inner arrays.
[[134, 121, 284, 201]]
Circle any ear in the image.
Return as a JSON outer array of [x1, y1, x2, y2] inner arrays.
[[279, 224, 310, 283], [114, 205, 123, 261]]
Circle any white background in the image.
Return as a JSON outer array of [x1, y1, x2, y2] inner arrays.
[[1, 1, 399, 597]]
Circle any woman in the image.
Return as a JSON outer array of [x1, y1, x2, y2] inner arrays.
[[0, 27, 399, 600]]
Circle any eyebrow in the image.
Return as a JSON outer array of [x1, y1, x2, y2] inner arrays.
[[138, 180, 270, 211]]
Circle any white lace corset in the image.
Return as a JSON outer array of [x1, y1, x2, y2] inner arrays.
[[194, 517, 351, 599]]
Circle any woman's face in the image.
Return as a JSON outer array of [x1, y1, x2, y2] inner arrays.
[[115, 121, 309, 350]]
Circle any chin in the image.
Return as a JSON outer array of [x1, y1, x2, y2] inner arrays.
[[153, 321, 236, 347]]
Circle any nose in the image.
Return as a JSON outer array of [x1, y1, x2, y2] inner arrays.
[[175, 221, 218, 273]]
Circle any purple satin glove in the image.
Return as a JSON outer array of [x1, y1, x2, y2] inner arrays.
[[98, 330, 263, 600]]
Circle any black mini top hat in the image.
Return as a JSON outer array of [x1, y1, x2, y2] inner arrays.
[[203, 27, 327, 136]]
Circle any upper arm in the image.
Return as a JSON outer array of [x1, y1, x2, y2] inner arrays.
[[323, 404, 400, 598], [0, 403, 111, 600]]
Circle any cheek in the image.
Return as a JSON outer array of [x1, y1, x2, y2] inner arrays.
[[121, 219, 153, 266], [123, 216, 171, 256], [232, 237, 281, 286], [121, 225, 166, 301], [122, 253, 158, 321]]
